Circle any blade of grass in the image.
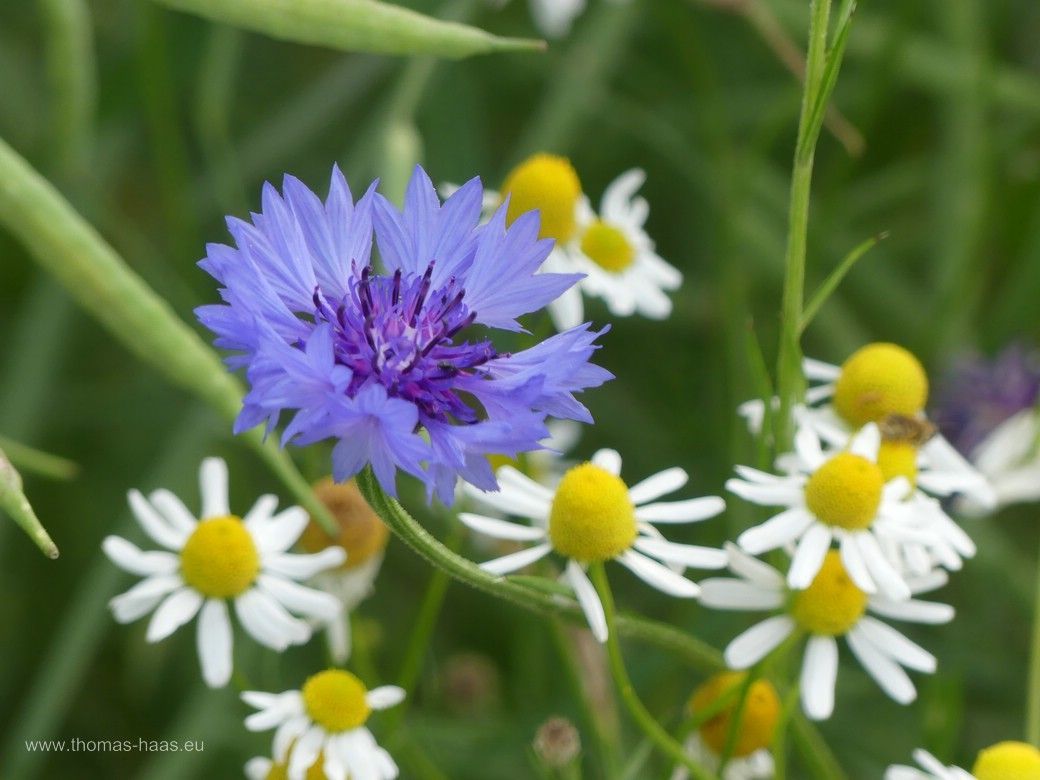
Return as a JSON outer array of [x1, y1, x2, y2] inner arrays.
[[0, 435, 78, 481], [799, 231, 887, 333]]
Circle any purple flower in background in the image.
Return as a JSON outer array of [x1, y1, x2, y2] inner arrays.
[[196, 165, 612, 502], [932, 343, 1040, 456]]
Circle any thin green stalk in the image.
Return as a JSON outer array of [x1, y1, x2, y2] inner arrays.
[[547, 616, 620, 779], [774, 0, 832, 448], [717, 665, 763, 772], [589, 563, 717, 780], [1026, 534, 1040, 747], [772, 686, 800, 780], [800, 231, 887, 332], [0, 435, 78, 481], [383, 525, 463, 735]]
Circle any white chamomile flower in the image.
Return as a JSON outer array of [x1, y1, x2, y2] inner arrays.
[[960, 408, 1040, 515], [885, 749, 975, 780], [298, 479, 390, 664], [460, 448, 727, 642], [728, 422, 918, 600], [798, 344, 996, 512], [670, 672, 778, 780], [242, 670, 403, 780], [104, 457, 345, 688], [562, 169, 682, 325], [701, 545, 953, 720]]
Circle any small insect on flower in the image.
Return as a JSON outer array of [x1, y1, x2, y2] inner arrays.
[[885, 748, 975, 780], [196, 165, 612, 504], [103, 458, 345, 688], [701, 545, 953, 720], [459, 449, 727, 641], [298, 478, 390, 663], [795, 344, 996, 513], [243, 669, 404, 780], [727, 422, 917, 600], [670, 672, 779, 780]]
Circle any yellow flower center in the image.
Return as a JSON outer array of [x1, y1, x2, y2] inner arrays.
[[500, 153, 582, 243], [301, 670, 371, 733], [804, 453, 884, 530], [299, 479, 389, 570], [973, 741, 1040, 780], [179, 516, 259, 598], [876, 440, 918, 491], [580, 220, 636, 273], [790, 551, 868, 635], [832, 343, 929, 427], [264, 756, 328, 780], [548, 463, 637, 563], [690, 672, 780, 758]]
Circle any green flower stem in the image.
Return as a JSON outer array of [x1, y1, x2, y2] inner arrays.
[[589, 563, 717, 780], [0, 435, 78, 481], [774, 0, 833, 448], [1027, 534, 1040, 747], [0, 135, 337, 535], [149, 0, 545, 59], [0, 447, 58, 558], [384, 524, 463, 736]]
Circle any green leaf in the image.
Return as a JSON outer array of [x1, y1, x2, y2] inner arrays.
[[0, 447, 59, 559], [800, 231, 887, 333], [0, 135, 335, 533], [150, 0, 546, 59], [0, 435, 79, 481]]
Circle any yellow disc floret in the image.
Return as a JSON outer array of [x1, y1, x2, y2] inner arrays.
[[548, 463, 637, 563], [877, 440, 918, 491], [500, 153, 582, 243], [832, 343, 929, 427], [264, 757, 328, 780], [299, 479, 389, 571], [790, 551, 868, 635], [580, 220, 636, 273], [804, 453, 884, 530], [690, 672, 780, 758], [180, 516, 259, 598], [973, 741, 1040, 780], [301, 670, 371, 733]]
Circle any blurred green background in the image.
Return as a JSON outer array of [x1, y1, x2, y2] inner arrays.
[[2, 0, 1040, 777]]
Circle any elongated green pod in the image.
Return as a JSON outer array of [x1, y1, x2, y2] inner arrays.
[[150, 0, 545, 59], [0, 447, 59, 558], [0, 136, 335, 532]]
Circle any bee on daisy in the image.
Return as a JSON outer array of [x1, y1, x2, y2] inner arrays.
[[458, 448, 727, 641], [103, 458, 346, 688], [700, 545, 953, 720], [297, 478, 390, 663], [243, 669, 404, 780], [671, 672, 779, 780]]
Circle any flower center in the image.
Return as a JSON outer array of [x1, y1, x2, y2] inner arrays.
[[315, 262, 496, 426], [301, 670, 371, 732], [264, 756, 328, 780], [804, 453, 884, 530], [876, 440, 918, 492], [973, 741, 1040, 780], [299, 479, 389, 570], [548, 463, 637, 563], [180, 516, 259, 598], [500, 153, 582, 243], [691, 672, 780, 758], [790, 551, 868, 635], [580, 220, 635, 273], [832, 342, 929, 427]]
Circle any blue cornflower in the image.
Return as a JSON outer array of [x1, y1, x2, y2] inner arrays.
[[196, 165, 612, 502]]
